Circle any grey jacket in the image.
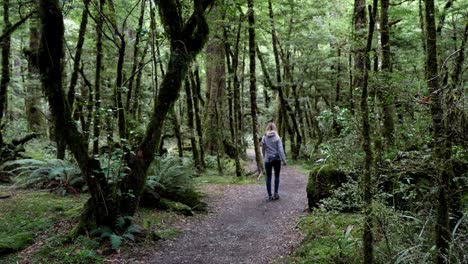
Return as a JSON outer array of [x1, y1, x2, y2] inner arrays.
[[261, 131, 286, 163]]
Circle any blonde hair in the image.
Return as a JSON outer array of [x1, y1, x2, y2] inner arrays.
[[265, 122, 278, 135]]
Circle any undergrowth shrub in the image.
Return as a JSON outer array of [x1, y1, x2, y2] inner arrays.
[[306, 165, 349, 211], [90, 216, 140, 250], [146, 155, 206, 211]]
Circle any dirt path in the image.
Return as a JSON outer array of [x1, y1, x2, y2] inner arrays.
[[134, 150, 307, 264]]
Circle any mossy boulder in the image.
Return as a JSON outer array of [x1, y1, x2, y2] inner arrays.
[[306, 165, 348, 211], [159, 188, 207, 212], [0, 232, 34, 255], [159, 199, 193, 216], [139, 187, 161, 208]]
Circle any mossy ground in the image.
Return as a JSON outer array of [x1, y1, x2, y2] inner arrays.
[[288, 211, 364, 264], [0, 190, 87, 262], [0, 189, 187, 263]]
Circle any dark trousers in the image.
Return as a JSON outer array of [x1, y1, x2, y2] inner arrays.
[[264, 160, 281, 197]]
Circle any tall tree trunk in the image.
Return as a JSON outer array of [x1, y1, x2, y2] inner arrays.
[[247, 0, 263, 174], [191, 68, 206, 168], [353, 0, 374, 263], [204, 1, 226, 154], [0, 0, 11, 147], [92, 0, 105, 155], [425, 0, 452, 262], [115, 37, 127, 140], [25, 14, 46, 135], [171, 107, 183, 158], [231, 13, 243, 177], [38, 0, 117, 229], [379, 0, 395, 147], [184, 77, 200, 169], [118, 0, 214, 215], [130, 39, 150, 120], [39, 0, 214, 230], [126, 0, 146, 111], [68, 0, 90, 110]]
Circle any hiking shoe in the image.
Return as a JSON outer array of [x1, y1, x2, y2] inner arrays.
[[273, 193, 280, 200], [268, 196, 273, 201]]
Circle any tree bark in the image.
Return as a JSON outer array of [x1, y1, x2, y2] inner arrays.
[[204, 1, 226, 154], [0, 0, 12, 147], [39, 0, 117, 229], [39, 0, 214, 230], [425, 0, 452, 262], [118, 0, 214, 216], [353, 0, 374, 263], [247, 0, 263, 174], [378, 0, 395, 147], [92, 0, 105, 155], [24, 14, 46, 135], [190, 68, 206, 168], [184, 77, 200, 169], [68, 0, 90, 110], [126, 0, 146, 111]]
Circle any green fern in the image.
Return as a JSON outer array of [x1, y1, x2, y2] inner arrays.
[[146, 155, 204, 210], [2, 158, 84, 195]]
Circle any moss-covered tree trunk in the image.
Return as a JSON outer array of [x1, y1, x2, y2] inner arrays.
[[184, 77, 201, 168], [92, 0, 105, 155], [39, 0, 214, 230], [191, 68, 206, 168], [204, 0, 226, 154], [116, 0, 214, 216], [25, 14, 46, 135], [0, 0, 11, 147], [424, 0, 452, 262], [353, 0, 374, 263], [126, 0, 146, 111], [247, 0, 263, 174], [378, 0, 395, 147]]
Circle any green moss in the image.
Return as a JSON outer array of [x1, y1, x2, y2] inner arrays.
[[0, 192, 86, 260], [291, 211, 363, 263], [0, 232, 34, 255], [307, 165, 348, 210], [159, 199, 193, 216], [32, 234, 102, 264], [154, 227, 181, 240]]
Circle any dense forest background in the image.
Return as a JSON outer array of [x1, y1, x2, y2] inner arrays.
[[0, 0, 467, 263]]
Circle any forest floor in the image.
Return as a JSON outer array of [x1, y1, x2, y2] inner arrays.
[[117, 150, 308, 264]]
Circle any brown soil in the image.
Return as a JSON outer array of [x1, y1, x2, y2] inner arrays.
[[121, 150, 308, 264]]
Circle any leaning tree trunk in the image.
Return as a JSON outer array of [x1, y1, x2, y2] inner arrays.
[[38, 0, 117, 229], [39, 0, 214, 231], [247, 0, 263, 174], [117, 0, 214, 216], [425, 0, 452, 262]]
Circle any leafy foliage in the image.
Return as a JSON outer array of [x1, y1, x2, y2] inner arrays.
[[146, 155, 205, 210], [3, 159, 85, 195], [90, 216, 141, 250]]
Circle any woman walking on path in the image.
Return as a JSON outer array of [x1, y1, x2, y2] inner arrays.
[[262, 122, 287, 200]]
